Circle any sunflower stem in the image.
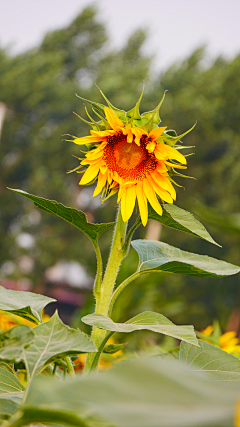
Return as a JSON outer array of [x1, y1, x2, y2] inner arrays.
[[83, 206, 127, 374]]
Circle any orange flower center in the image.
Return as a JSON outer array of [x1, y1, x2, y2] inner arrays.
[[103, 132, 157, 181]]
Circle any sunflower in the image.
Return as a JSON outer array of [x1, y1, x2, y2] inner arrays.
[[71, 90, 194, 226], [201, 325, 240, 356]]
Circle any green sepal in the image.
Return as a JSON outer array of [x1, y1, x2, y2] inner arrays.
[[103, 343, 126, 354], [97, 86, 126, 119], [140, 91, 167, 132], [91, 106, 109, 128], [83, 105, 106, 131], [126, 84, 144, 123], [163, 122, 196, 146], [73, 111, 96, 130], [75, 93, 106, 116], [66, 164, 84, 174], [169, 169, 196, 180]]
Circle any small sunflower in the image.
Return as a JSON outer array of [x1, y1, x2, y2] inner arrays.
[[201, 325, 240, 356], [70, 89, 194, 226]]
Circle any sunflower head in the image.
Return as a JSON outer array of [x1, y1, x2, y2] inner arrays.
[[70, 87, 194, 226]]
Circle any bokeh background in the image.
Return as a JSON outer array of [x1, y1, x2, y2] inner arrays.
[[1, 0, 240, 347]]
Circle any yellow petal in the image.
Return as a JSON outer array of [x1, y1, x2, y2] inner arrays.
[[93, 172, 107, 197], [73, 135, 102, 145], [148, 127, 167, 140], [104, 107, 124, 129], [148, 175, 173, 204], [151, 172, 176, 200], [146, 141, 156, 153], [132, 127, 147, 146], [100, 165, 107, 174], [156, 162, 168, 174], [122, 124, 134, 143], [90, 129, 115, 137], [136, 181, 148, 226], [201, 325, 214, 337], [155, 144, 187, 164], [143, 178, 163, 216], [165, 161, 187, 169], [85, 149, 104, 161], [80, 162, 101, 185], [220, 331, 238, 348], [121, 185, 136, 222]]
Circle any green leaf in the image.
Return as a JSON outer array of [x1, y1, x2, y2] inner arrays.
[[0, 285, 55, 324], [0, 398, 18, 418], [14, 357, 240, 427], [148, 204, 220, 246], [180, 339, 240, 380], [82, 311, 198, 346], [4, 407, 89, 427], [131, 240, 240, 277], [0, 367, 24, 406], [103, 343, 126, 354], [8, 189, 114, 244], [0, 362, 15, 374], [0, 326, 34, 362], [23, 311, 96, 378]]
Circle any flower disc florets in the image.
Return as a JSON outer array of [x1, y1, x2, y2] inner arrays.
[[71, 88, 194, 226]]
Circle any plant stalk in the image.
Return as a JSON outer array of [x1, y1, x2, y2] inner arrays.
[[65, 356, 76, 378], [84, 206, 127, 373]]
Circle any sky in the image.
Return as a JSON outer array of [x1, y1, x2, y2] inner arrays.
[[0, 0, 240, 71]]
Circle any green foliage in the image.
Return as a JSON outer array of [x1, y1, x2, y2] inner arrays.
[[180, 339, 240, 380], [8, 188, 114, 245], [0, 326, 34, 362], [103, 343, 125, 354], [0, 285, 55, 324], [10, 356, 240, 427], [132, 240, 240, 277], [0, 367, 24, 415], [149, 204, 220, 246], [82, 311, 198, 345], [22, 311, 95, 378]]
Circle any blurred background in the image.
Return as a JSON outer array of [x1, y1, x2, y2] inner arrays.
[[0, 0, 240, 348]]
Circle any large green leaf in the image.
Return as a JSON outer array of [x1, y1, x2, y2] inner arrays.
[[0, 285, 55, 324], [8, 189, 114, 244], [0, 398, 18, 418], [0, 368, 24, 420], [12, 357, 240, 427], [22, 311, 96, 378], [0, 326, 34, 362], [180, 339, 240, 380], [131, 240, 240, 277], [82, 311, 198, 345], [148, 204, 220, 246], [0, 367, 24, 402]]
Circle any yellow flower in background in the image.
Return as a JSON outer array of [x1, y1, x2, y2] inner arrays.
[[219, 331, 240, 354], [71, 88, 194, 226], [0, 310, 50, 331], [74, 337, 124, 371], [0, 312, 16, 332], [201, 325, 240, 356]]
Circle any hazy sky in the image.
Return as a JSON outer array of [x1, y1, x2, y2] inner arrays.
[[1, 0, 240, 71]]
